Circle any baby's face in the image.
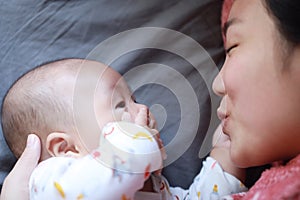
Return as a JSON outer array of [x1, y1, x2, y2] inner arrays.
[[77, 65, 156, 152], [95, 67, 156, 128]]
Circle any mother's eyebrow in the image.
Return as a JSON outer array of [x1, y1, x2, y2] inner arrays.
[[223, 18, 241, 37]]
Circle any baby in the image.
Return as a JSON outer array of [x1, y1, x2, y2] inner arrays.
[[29, 121, 162, 200], [2, 58, 163, 199], [2, 58, 247, 199]]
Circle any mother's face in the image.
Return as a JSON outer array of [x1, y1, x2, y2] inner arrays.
[[213, 0, 300, 167]]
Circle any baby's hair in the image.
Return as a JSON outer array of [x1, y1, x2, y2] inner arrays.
[[1, 58, 83, 159]]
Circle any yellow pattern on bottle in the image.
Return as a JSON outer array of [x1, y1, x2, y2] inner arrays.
[[132, 132, 153, 142]]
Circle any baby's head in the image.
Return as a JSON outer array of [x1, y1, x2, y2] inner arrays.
[[2, 59, 156, 161]]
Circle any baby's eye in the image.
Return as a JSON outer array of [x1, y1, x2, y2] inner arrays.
[[115, 101, 126, 108], [131, 95, 138, 103]]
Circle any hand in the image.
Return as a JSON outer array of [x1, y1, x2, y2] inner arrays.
[[134, 107, 156, 129], [0, 134, 41, 200], [135, 108, 166, 175], [212, 123, 230, 149]]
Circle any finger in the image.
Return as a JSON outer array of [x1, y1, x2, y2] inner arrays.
[[135, 107, 148, 126], [212, 124, 222, 147], [148, 112, 157, 129], [150, 131, 167, 161], [158, 138, 167, 160], [7, 134, 41, 184], [212, 124, 230, 148]]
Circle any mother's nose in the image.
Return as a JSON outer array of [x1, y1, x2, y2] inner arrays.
[[212, 71, 226, 96]]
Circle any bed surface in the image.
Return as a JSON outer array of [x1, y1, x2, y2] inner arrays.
[[0, 0, 224, 190]]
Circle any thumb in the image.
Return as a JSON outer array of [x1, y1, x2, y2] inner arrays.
[[135, 108, 148, 126], [13, 134, 41, 176], [2, 134, 41, 196]]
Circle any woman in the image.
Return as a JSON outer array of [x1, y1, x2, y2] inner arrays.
[[213, 0, 300, 198]]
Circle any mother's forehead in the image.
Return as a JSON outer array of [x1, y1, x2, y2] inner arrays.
[[229, 0, 264, 19]]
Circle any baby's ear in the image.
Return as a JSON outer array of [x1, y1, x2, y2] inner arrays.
[[46, 132, 80, 157]]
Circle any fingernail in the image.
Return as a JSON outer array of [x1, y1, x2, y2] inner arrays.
[[27, 134, 36, 147]]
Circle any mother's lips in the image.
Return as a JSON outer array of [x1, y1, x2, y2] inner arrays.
[[217, 109, 228, 121], [217, 109, 230, 135]]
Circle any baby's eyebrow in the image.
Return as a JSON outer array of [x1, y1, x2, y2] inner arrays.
[[128, 85, 135, 95]]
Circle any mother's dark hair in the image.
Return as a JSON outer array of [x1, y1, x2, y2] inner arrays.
[[264, 0, 300, 44]]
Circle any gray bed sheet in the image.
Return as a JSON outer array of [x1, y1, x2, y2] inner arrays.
[[0, 0, 225, 191]]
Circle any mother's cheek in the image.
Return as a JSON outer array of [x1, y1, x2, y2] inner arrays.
[[222, 58, 247, 99]]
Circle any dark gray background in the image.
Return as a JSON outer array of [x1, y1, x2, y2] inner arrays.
[[0, 0, 225, 191]]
